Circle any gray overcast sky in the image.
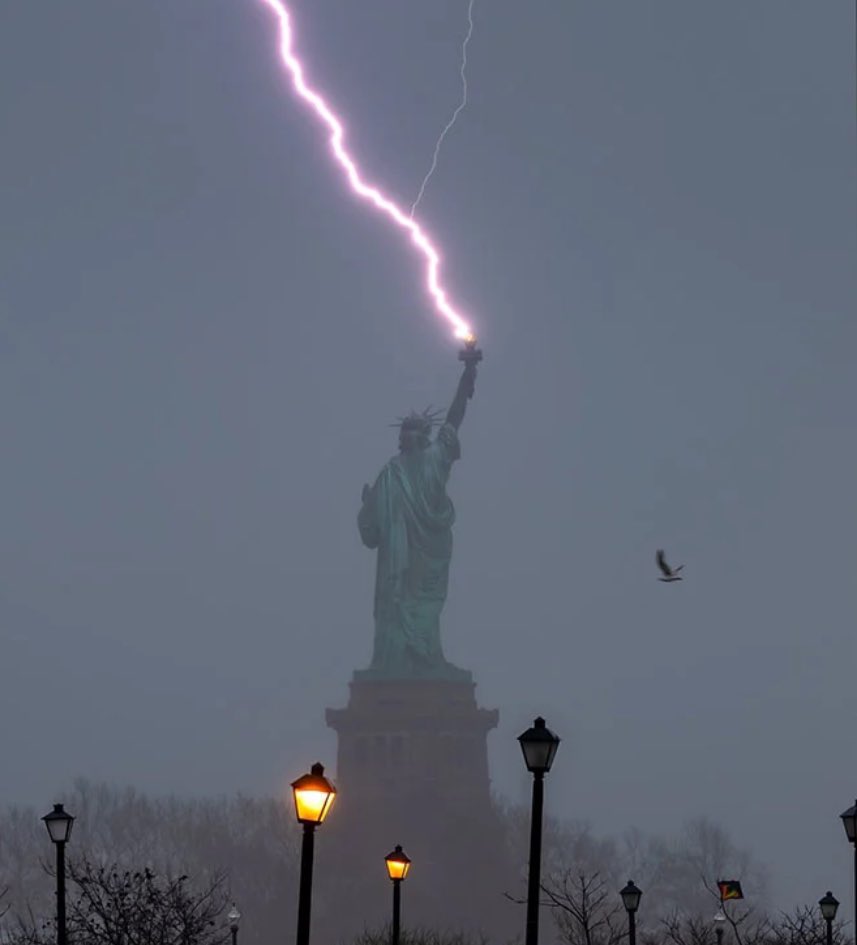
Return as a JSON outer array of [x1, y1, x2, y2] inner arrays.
[[1, 0, 855, 917]]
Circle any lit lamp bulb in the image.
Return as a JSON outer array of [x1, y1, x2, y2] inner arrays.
[[385, 845, 411, 882], [291, 763, 336, 825]]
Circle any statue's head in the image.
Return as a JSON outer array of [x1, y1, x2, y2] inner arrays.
[[396, 408, 441, 453]]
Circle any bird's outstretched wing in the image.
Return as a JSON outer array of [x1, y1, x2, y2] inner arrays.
[[656, 549, 671, 577]]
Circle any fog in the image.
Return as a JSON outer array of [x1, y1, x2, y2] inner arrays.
[[1, 0, 855, 923]]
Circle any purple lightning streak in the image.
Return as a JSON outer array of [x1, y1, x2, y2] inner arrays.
[[258, 0, 474, 341]]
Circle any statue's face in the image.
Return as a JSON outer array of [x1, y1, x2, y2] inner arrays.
[[399, 428, 429, 453]]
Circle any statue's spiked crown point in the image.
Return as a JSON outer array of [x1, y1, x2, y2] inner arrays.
[[392, 406, 445, 434]]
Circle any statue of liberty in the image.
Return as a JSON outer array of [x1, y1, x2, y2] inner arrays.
[[357, 345, 480, 680]]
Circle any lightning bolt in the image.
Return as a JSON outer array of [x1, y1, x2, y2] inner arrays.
[[257, 0, 474, 341], [411, 0, 476, 219]]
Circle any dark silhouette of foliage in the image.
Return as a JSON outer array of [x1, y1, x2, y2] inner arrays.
[[540, 872, 627, 945], [4, 859, 228, 945], [348, 928, 490, 945], [0, 781, 299, 945], [1, 783, 844, 945]]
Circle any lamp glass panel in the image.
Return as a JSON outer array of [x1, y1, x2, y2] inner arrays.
[[819, 894, 839, 921], [621, 883, 642, 913], [294, 787, 335, 825], [841, 805, 857, 843], [386, 858, 410, 880], [43, 807, 74, 844], [518, 719, 561, 774], [385, 848, 411, 881], [521, 740, 557, 773]]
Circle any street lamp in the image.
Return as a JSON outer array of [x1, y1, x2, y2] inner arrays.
[[227, 904, 241, 945], [840, 801, 856, 929], [713, 909, 727, 945], [819, 892, 839, 945], [291, 763, 336, 945], [518, 716, 560, 945], [384, 845, 411, 945], [42, 804, 74, 945], [620, 881, 642, 945]]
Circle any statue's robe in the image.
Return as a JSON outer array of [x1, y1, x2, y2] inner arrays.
[[357, 423, 460, 675]]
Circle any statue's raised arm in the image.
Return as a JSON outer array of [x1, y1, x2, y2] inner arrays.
[[446, 337, 482, 431], [356, 337, 483, 681]]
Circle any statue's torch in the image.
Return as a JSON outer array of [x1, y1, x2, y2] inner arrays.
[[458, 335, 482, 399]]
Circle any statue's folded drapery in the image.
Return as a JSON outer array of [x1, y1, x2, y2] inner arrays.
[[358, 423, 462, 677]]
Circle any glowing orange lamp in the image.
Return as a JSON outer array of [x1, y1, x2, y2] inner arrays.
[[291, 763, 336, 945], [384, 845, 411, 945]]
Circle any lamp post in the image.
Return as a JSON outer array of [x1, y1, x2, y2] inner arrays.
[[384, 845, 411, 945], [620, 881, 642, 945], [840, 801, 856, 929], [42, 804, 74, 945], [227, 904, 241, 945], [713, 909, 726, 945], [291, 763, 336, 945], [819, 892, 839, 945], [518, 716, 560, 945]]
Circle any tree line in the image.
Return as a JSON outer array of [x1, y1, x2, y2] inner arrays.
[[0, 781, 847, 945]]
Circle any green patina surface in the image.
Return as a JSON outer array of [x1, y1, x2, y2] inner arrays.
[[356, 359, 477, 681]]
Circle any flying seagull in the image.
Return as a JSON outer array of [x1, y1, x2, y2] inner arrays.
[[656, 549, 684, 582]]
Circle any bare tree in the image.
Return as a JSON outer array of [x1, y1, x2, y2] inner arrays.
[[657, 908, 771, 945], [540, 871, 627, 945], [664, 819, 769, 917], [496, 800, 620, 887], [766, 906, 849, 945], [0, 782, 300, 945], [658, 909, 717, 945], [652, 904, 854, 945], [349, 929, 490, 945], [8, 858, 229, 945]]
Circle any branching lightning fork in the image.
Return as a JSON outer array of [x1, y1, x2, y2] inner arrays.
[[257, 0, 474, 341], [411, 0, 476, 219]]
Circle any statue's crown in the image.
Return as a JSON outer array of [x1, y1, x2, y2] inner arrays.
[[394, 407, 444, 435]]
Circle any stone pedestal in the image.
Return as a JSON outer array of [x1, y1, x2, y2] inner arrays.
[[326, 677, 498, 804], [316, 676, 516, 940]]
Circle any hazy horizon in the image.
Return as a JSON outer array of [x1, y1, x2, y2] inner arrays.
[[2, 0, 855, 921]]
